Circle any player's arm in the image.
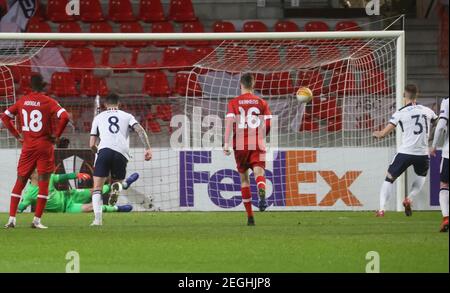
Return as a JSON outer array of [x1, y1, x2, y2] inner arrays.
[[131, 119, 152, 161], [1, 103, 22, 142], [52, 173, 91, 183], [223, 101, 235, 156], [373, 112, 398, 139], [431, 102, 448, 156], [51, 101, 70, 140], [89, 116, 100, 153]]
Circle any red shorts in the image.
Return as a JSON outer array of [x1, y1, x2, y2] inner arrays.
[[233, 150, 266, 173], [17, 146, 55, 177]]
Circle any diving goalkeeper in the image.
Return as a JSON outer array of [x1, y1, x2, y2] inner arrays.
[[18, 169, 138, 214]]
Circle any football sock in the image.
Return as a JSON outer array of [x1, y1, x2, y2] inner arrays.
[[408, 175, 426, 203], [440, 188, 449, 218], [102, 205, 118, 213], [256, 176, 266, 192], [35, 179, 49, 219], [241, 186, 253, 218], [10, 179, 26, 217], [92, 190, 102, 221], [379, 180, 393, 211]]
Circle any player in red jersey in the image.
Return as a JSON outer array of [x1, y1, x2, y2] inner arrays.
[[223, 73, 272, 226], [1, 75, 70, 229]]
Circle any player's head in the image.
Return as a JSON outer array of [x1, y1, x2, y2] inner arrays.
[[240, 73, 255, 93], [404, 84, 419, 102], [30, 74, 46, 92], [105, 93, 120, 108]]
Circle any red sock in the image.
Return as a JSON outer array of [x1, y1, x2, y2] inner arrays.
[[10, 179, 27, 217], [35, 179, 49, 219], [242, 186, 253, 218], [256, 176, 266, 191]]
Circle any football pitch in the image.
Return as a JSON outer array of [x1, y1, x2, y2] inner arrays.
[[0, 211, 448, 273]]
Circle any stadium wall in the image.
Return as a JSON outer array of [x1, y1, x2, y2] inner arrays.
[[0, 148, 442, 212]]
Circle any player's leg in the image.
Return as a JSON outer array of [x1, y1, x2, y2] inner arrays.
[[239, 170, 254, 226], [4, 149, 35, 228], [439, 158, 449, 232], [91, 149, 112, 226], [377, 153, 410, 216], [253, 166, 267, 212], [403, 155, 430, 216], [108, 151, 129, 206]]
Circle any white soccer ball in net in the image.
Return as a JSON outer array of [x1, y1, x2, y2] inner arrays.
[[296, 87, 313, 103]]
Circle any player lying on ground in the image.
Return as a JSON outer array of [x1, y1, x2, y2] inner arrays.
[[373, 84, 438, 217], [89, 93, 152, 226], [430, 97, 449, 232], [223, 73, 272, 226], [1, 75, 70, 229], [17, 169, 139, 214]]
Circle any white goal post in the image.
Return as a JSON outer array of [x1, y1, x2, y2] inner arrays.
[[0, 30, 406, 212]]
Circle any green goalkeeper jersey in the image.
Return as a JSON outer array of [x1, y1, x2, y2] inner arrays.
[[18, 173, 78, 213]]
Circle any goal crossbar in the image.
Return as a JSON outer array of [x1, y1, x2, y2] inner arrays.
[[0, 31, 404, 41]]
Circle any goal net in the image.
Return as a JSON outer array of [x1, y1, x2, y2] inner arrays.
[[0, 32, 404, 212]]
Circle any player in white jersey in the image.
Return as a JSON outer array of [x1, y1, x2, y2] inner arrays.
[[373, 85, 438, 217], [89, 94, 152, 226], [430, 97, 449, 232]]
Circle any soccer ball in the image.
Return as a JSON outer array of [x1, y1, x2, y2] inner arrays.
[[296, 87, 313, 103]]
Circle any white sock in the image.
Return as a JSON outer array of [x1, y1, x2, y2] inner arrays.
[[408, 175, 426, 203], [379, 181, 393, 211], [92, 191, 102, 221], [8, 216, 16, 223], [440, 188, 449, 218], [33, 217, 40, 224]]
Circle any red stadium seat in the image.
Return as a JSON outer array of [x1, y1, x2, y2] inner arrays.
[[59, 22, 87, 47], [8, 61, 32, 83], [143, 71, 171, 97], [26, 20, 54, 47], [50, 72, 79, 97], [362, 70, 391, 94], [223, 46, 249, 71], [297, 71, 324, 96], [67, 48, 96, 79], [18, 74, 35, 95], [191, 47, 215, 64], [155, 104, 172, 121], [253, 47, 281, 71], [182, 21, 209, 47], [212, 21, 236, 33], [146, 120, 162, 133], [90, 22, 117, 47], [168, 0, 197, 22], [160, 47, 192, 71], [327, 116, 343, 132], [300, 116, 319, 132], [139, 0, 165, 22], [254, 72, 294, 96], [151, 22, 178, 47], [47, 0, 75, 22], [109, 0, 135, 22], [285, 46, 313, 68], [335, 21, 361, 31], [80, 73, 109, 96], [80, 0, 105, 22], [304, 21, 329, 32], [311, 97, 340, 120], [274, 20, 299, 32], [329, 71, 356, 95], [33, 1, 46, 21], [120, 22, 148, 47], [316, 45, 342, 70], [173, 72, 202, 96], [243, 21, 268, 32]]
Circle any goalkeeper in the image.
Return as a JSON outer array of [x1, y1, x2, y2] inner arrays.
[[18, 169, 138, 214]]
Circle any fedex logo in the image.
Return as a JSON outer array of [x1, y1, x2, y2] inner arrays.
[[179, 151, 363, 208]]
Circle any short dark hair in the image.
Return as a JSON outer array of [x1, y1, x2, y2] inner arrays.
[[405, 84, 419, 99], [240, 73, 254, 90], [105, 93, 120, 105], [30, 74, 46, 92]]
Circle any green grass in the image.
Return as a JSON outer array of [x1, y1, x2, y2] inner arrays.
[[0, 211, 448, 273]]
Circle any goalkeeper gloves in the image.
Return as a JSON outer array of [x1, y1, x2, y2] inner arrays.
[[76, 173, 91, 182]]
